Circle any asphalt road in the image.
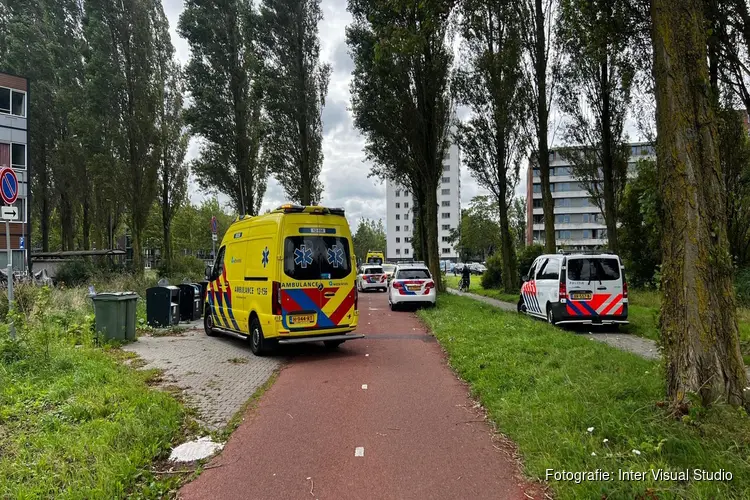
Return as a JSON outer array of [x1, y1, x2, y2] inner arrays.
[[179, 290, 541, 500]]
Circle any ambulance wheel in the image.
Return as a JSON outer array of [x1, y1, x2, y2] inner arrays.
[[546, 305, 557, 325], [204, 312, 217, 336], [249, 316, 273, 356], [324, 340, 345, 349]]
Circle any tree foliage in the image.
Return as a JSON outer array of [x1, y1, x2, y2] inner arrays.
[[453, 0, 527, 292], [178, 0, 268, 216], [259, 0, 331, 205], [557, 0, 636, 254], [517, 0, 560, 253], [718, 108, 750, 268], [618, 158, 661, 288], [347, 0, 455, 289], [449, 196, 502, 263], [351, 218, 386, 263]]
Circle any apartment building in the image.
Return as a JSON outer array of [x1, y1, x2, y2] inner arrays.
[[0, 72, 30, 272], [385, 141, 461, 262], [525, 142, 656, 249]]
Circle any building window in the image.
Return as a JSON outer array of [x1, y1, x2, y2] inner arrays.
[[443, 164, 450, 171], [583, 230, 591, 239], [396, 214, 400, 220], [441, 201, 450, 207], [396, 226, 400, 232], [445, 152, 450, 160], [0, 87, 26, 117], [404, 225, 409, 231], [405, 248, 410, 255], [442, 176, 450, 183], [405, 237, 412, 243], [533, 184, 541, 193], [563, 215, 570, 223], [582, 213, 590, 223], [10, 143, 26, 169], [441, 188, 450, 195], [396, 237, 401, 243], [404, 213, 409, 220], [396, 248, 401, 254], [442, 212, 450, 219], [395, 190, 401, 197], [441, 236, 450, 242], [404, 191, 409, 197], [533, 199, 543, 208], [559, 230, 571, 239], [441, 224, 450, 230], [404, 202, 409, 208], [396, 202, 400, 208], [442, 248, 450, 254], [549, 151, 555, 162]]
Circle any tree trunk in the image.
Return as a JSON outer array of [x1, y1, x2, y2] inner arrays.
[[82, 194, 90, 250], [498, 200, 517, 293], [162, 195, 172, 274], [600, 57, 619, 254], [39, 153, 50, 252], [131, 215, 144, 274], [534, 0, 555, 253], [424, 186, 441, 290], [651, 0, 747, 407]]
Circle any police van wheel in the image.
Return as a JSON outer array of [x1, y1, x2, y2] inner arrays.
[[249, 316, 271, 356], [204, 312, 217, 337], [517, 297, 526, 314], [547, 306, 556, 325]]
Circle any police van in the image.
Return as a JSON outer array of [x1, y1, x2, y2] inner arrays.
[[518, 251, 629, 326], [204, 204, 364, 355]]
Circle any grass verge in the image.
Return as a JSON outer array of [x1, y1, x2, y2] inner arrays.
[[0, 344, 186, 498], [419, 294, 750, 499]]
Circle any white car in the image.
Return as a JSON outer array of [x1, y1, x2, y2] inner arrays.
[[388, 263, 436, 310], [357, 264, 388, 292], [518, 252, 629, 326]]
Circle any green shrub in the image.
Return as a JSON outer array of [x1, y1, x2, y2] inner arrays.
[[55, 259, 95, 287], [737, 267, 750, 308], [481, 254, 504, 289], [165, 254, 207, 282], [517, 244, 544, 279]]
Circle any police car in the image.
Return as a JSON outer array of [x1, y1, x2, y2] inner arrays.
[[388, 262, 436, 310], [518, 251, 629, 326], [357, 264, 388, 292]]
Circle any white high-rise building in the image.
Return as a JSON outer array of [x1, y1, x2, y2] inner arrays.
[[385, 141, 461, 262]]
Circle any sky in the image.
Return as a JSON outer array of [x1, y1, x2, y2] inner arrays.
[[161, 0, 492, 231]]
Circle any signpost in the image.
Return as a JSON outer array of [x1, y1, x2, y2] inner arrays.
[[0, 167, 19, 340], [211, 216, 218, 262]]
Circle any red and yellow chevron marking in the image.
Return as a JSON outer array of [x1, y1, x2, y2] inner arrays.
[[321, 286, 356, 326]]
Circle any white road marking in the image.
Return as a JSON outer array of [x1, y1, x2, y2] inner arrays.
[[355, 447, 365, 457], [362, 384, 368, 390]]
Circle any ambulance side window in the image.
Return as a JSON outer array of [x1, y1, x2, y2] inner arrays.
[[213, 246, 226, 279]]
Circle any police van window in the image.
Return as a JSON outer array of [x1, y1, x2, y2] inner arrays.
[[284, 236, 352, 280], [538, 259, 560, 280], [213, 246, 226, 278], [567, 258, 620, 281]]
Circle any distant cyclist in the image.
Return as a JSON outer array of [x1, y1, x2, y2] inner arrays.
[[460, 264, 471, 291]]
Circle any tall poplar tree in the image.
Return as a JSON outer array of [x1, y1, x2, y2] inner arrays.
[[259, 0, 331, 205], [179, 0, 268, 216]]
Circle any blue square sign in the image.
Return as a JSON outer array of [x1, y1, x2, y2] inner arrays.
[[19, 236, 24, 249]]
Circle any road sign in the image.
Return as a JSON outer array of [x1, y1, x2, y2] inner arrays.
[[212, 234, 218, 242], [0, 168, 18, 205], [211, 216, 218, 234], [19, 236, 24, 249], [1, 205, 18, 220]]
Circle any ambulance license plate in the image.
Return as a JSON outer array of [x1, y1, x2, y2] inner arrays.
[[571, 292, 592, 300], [289, 313, 316, 326]]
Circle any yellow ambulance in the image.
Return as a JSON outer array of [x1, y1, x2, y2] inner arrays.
[[365, 250, 385, 265], [204, 204, 364, 356]]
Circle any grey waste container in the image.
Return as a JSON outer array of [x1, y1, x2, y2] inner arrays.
[[146, 285, 181, 327], [91, 292, 138, 341]]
